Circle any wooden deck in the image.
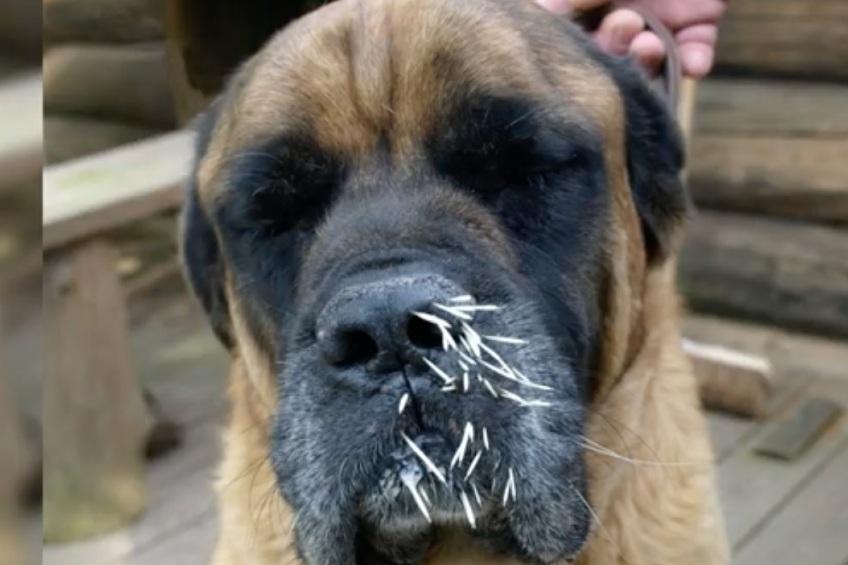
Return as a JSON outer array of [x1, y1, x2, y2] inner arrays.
[[38, 288, 848, 565]]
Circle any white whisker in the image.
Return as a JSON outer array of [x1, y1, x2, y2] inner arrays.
[[462, 371, 470, 392], [449, 295, 474, 303], [570, 482, 618, 556], [483, 428, 490, 451], [398, 393, 410, 414], [579, 437, 696, 467]]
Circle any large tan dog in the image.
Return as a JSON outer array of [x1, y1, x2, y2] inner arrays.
[[179, 0, 730, 563]]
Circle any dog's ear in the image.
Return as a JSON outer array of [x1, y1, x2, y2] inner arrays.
[[178, 99, 235, 350], [606, 58, 692, 263]]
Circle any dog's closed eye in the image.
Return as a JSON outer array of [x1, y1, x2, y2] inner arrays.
[[429, 96, 591, 198], [223, 135, 344, 237]]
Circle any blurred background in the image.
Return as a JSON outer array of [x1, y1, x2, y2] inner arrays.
[[0, 0, 846, 564]]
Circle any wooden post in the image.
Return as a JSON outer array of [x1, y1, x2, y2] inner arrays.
[[0, 320, 33, 565], [43, 239, 150, 543], [678, 77, 698, 184]]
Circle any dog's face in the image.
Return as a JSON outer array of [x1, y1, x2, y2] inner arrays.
[[180, 0, 688, 564]]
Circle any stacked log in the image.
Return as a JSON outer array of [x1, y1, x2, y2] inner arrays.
[[43, 0, 176, 164], [713, 0, 848, 81], [0, 0, 40, 63], [679, 0, 848, 341]]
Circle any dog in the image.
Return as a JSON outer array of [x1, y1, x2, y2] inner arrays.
[[178, 0, 730, 563]]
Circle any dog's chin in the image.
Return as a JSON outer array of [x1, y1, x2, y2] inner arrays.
[[273, 377, 591, 564], [355, 428, 591, 565], [272, 297, 592, 565]]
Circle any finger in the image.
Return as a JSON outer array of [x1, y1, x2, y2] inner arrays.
[[594, 8, 645, 56], [535, 0, 574, 14], [675, 24, 719, 78], [628, 31, 665, 77], [679, 42, 714, 78]]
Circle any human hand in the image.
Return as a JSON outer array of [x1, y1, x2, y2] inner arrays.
[[537, 0, 727, 79]]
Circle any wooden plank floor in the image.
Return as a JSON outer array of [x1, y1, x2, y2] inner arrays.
[[39, 292, 848, 565]]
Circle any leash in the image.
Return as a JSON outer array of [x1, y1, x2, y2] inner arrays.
[[572, 3, 683, 118]]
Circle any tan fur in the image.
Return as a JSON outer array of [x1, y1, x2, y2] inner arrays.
[[194, 1, 729, 563]]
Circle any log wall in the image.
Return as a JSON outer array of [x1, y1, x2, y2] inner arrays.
[[42, 0, 174, 164], [681, 1, 848, 338]]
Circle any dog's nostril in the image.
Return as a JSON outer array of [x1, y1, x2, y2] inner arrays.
[[332, 329, 379, 367], [406, 315, 444, 350]]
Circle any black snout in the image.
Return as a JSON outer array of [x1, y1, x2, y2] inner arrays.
[[316, 273, 465, 371]]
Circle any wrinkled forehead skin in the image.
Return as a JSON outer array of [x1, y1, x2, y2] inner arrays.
[[196, 0, 630, 213]]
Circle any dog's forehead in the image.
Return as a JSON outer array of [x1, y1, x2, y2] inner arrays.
[[213, 0, 622, 162]]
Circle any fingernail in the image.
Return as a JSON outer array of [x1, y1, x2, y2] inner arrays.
[[610, 23, 632, 54]]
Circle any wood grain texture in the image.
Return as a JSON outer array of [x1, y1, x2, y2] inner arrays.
[[718, 380, 848, 551], [44, 0, 164, 44], [678, 211, 848, 339], [689, 79, 848, 225], [0, 0, 40, 61], [695, 79, 848, 137], [714, 1, 848, 80], [44, 44, 176, 130], [43, 240, 150, 543], [0, 72, 42, 194], [45, 116, 163, 166], [0, 330, 34, 565], [733, 441, 848, 565], [684, 315, 848, 384], [43, 130, 193, 249]]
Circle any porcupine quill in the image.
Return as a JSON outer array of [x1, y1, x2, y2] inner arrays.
[[403, 296, 554, 524]]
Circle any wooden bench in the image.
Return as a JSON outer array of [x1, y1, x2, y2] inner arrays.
[[42, 129, 194, 543]]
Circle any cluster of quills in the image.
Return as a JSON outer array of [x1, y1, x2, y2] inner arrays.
[[394, 295, 554, 529]]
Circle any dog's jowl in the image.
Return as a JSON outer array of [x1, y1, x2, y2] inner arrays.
[[179, 0, 729, 564]]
